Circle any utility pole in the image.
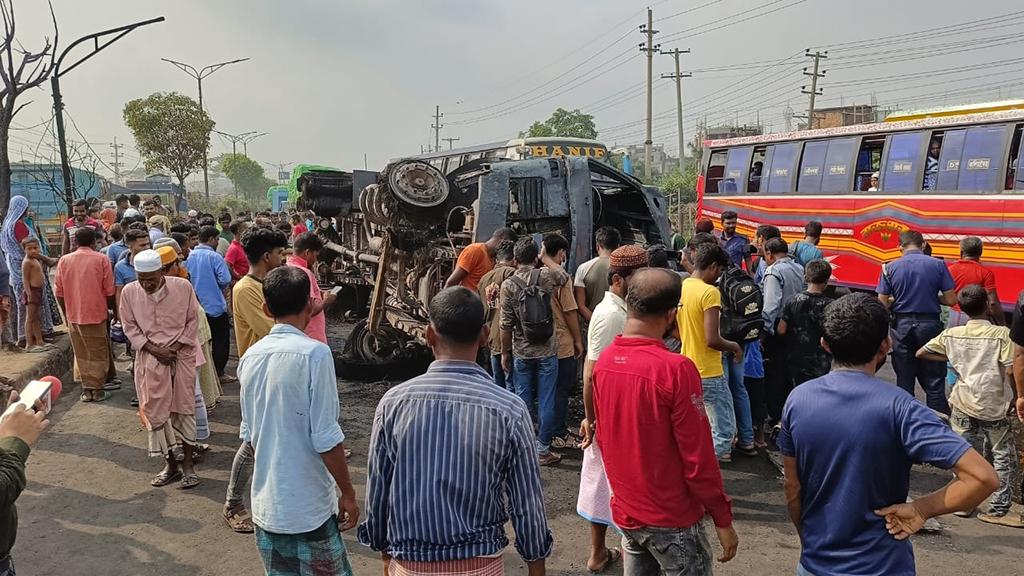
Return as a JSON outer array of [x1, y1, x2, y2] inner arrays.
[[432, 105, 444, 153], [442, 136, 460, 150], [162, 57, 250, 199], [639, 8, 659, 180], [660, 48, 690, 173], [109, 137, 124, 184], [800, 50, 827, 130]]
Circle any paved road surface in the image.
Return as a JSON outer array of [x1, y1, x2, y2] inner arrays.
[[14, 336, 1024, 575]]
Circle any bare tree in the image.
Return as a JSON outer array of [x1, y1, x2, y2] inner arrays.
[[0, 0, 57, 214], [25, 138, 99, 213]]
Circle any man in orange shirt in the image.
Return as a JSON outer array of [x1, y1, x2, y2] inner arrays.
[[443, 228, 517, 292], [55, 227, 117, 403], [947, 236, 1002, 327]]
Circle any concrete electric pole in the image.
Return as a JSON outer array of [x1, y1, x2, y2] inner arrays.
[[442, 136, 460, 150], [109, 137, 124, 184], [801, 50, 827, 130], [639, 8, 659, 180], [432, 105, 444, 153], [660, 48, 691, 173]]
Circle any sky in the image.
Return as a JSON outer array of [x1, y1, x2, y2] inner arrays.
[[8, 0, 1023, 189]]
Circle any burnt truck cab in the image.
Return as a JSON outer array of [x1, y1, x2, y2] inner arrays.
[[297, 156, 670, 366]]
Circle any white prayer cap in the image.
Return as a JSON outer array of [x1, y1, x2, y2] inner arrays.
[[134, 249, 163, 273]]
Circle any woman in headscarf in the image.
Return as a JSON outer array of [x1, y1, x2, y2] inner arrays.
[[2, 195, 60, 344]]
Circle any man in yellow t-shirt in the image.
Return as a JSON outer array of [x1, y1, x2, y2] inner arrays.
[[677, 243, 743, 462], [224, 226, 288, 534]]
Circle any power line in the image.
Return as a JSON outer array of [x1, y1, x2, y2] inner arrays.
[[659, 0, 810, 45]]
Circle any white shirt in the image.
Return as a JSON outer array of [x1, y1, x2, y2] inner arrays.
[[586, 291, 627, 361]]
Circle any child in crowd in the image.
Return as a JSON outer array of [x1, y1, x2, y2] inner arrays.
[[917, 284, 1021, 527], [20, 237, 50, 353], [777, 259, 833, 387]]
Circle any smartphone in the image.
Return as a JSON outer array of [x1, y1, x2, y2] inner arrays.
[[2, 379, 52, 418], [329, 286, 344, 296]]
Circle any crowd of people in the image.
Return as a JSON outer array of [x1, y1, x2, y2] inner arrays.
[[0, 193, 1023, 575]]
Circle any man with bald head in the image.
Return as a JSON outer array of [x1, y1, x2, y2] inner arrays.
[[593, 268, 738, 575]]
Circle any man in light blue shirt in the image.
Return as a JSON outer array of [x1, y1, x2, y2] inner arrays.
[[185, 226, 232, 378], [239, 266, 357, 576]]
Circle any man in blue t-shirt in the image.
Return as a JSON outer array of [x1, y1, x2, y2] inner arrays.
[[778, 293, 998, 576], [876, 229, 956, 414]]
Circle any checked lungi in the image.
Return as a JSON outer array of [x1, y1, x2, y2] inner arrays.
[[389, 555, 504, 576], [256, 516, 353, 576], [69, 322, 111, 391]]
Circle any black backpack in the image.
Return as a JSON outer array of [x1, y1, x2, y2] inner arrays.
[[509, 269, 554, 345], [719, 264, 764, 343]]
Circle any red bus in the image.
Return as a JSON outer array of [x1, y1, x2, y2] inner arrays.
[[697, 103, 1024, 308]]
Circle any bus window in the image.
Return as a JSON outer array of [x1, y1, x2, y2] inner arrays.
[[765, 142, 800, 193], [1007, 125, 1022, 190], [937, 129, 966, 191], [720, 147, 752, 194], [821, 137, 856, 193], [882, 131, 926, 193], [923, 133, 943, 191], [958, 124, 1009, 192], [856, 136, 884, 191], [748, 146, 767, 192], [797, 140, 828, 192], [706, 149, 727, 193]]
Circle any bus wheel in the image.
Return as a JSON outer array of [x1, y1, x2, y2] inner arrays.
[[343, 319, 404, 365]]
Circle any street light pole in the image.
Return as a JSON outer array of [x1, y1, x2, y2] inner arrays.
[[241, 132, 268, 156], [51, 16, 165, 215], [161, 57, 250, 200]]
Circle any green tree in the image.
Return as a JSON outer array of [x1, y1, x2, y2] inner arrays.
[[217, 153, 275, 201], [123, 92, 214, 189], [523, 108, 598, 139]]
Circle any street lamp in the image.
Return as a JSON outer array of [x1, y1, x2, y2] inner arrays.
[[51, 16, 165, 214], [161, 57, 250, 200], [241, 132, 268, 156]]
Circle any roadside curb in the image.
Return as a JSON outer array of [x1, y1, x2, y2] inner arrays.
[[0, 335, 74, 403]]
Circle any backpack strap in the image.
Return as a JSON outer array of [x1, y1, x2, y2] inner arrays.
[[528, 268, 541, 288], [509, 273, 528, 290]]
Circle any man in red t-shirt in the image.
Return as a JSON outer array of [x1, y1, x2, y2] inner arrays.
[[947, 236, 1001, 326], [593, 268, 738, 574], [289, 213, 308, 237], [443, 227, 517, 292], [224, 219, 251, 280], [61, 199, 104, 255]]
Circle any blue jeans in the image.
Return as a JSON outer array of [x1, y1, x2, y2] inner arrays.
[[950, 408, 1018, 515], [621, 522, 712, 576], [513, 355, 559, 453], [490, 354, 513, 391], [724, 355, 754, 447], [890, 314, 949, 414], [555, 356, 577, 434], [701, 375, 736, 458]]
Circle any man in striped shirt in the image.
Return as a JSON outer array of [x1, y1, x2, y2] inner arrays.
[[358, 287, 553, 576]]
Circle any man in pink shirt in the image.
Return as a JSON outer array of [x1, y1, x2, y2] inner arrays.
[[55, 227, 116, 402], [287, 232, 335, 344]]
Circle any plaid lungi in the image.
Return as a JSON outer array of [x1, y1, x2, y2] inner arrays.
[[69, 322, 111, 390], [255, 516, 353, 576], [390, 555, 504, 576]]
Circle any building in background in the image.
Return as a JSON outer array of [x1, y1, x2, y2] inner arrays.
[[104, 173, 187, 214], [810, 105, 884, 129]]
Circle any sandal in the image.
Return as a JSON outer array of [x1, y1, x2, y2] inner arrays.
[[589, 547, 622, 573], [151, 469, 182, 487], [220, 374, 238, 384], [224, 507, 255, 533], [103, 379, 123, 391], [91, 391, 112, 403], [179, 473, 201, 490]]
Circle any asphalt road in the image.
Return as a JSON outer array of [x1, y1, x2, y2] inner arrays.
[[12, 323, 1024, 575]]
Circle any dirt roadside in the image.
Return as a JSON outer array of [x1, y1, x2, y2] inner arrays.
[[10, 323, 1024, 575]]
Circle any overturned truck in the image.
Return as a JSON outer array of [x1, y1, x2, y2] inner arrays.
[[296, 156, 672, 365]]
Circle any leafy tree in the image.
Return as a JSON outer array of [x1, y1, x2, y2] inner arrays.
[[657, 166, 698, 205], [123, 92, 214, 189], [216, 153, 275, 201], [523, 108, 597, 140]]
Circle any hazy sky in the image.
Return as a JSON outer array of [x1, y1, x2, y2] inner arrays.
[[8, 0, 1022, 186]]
